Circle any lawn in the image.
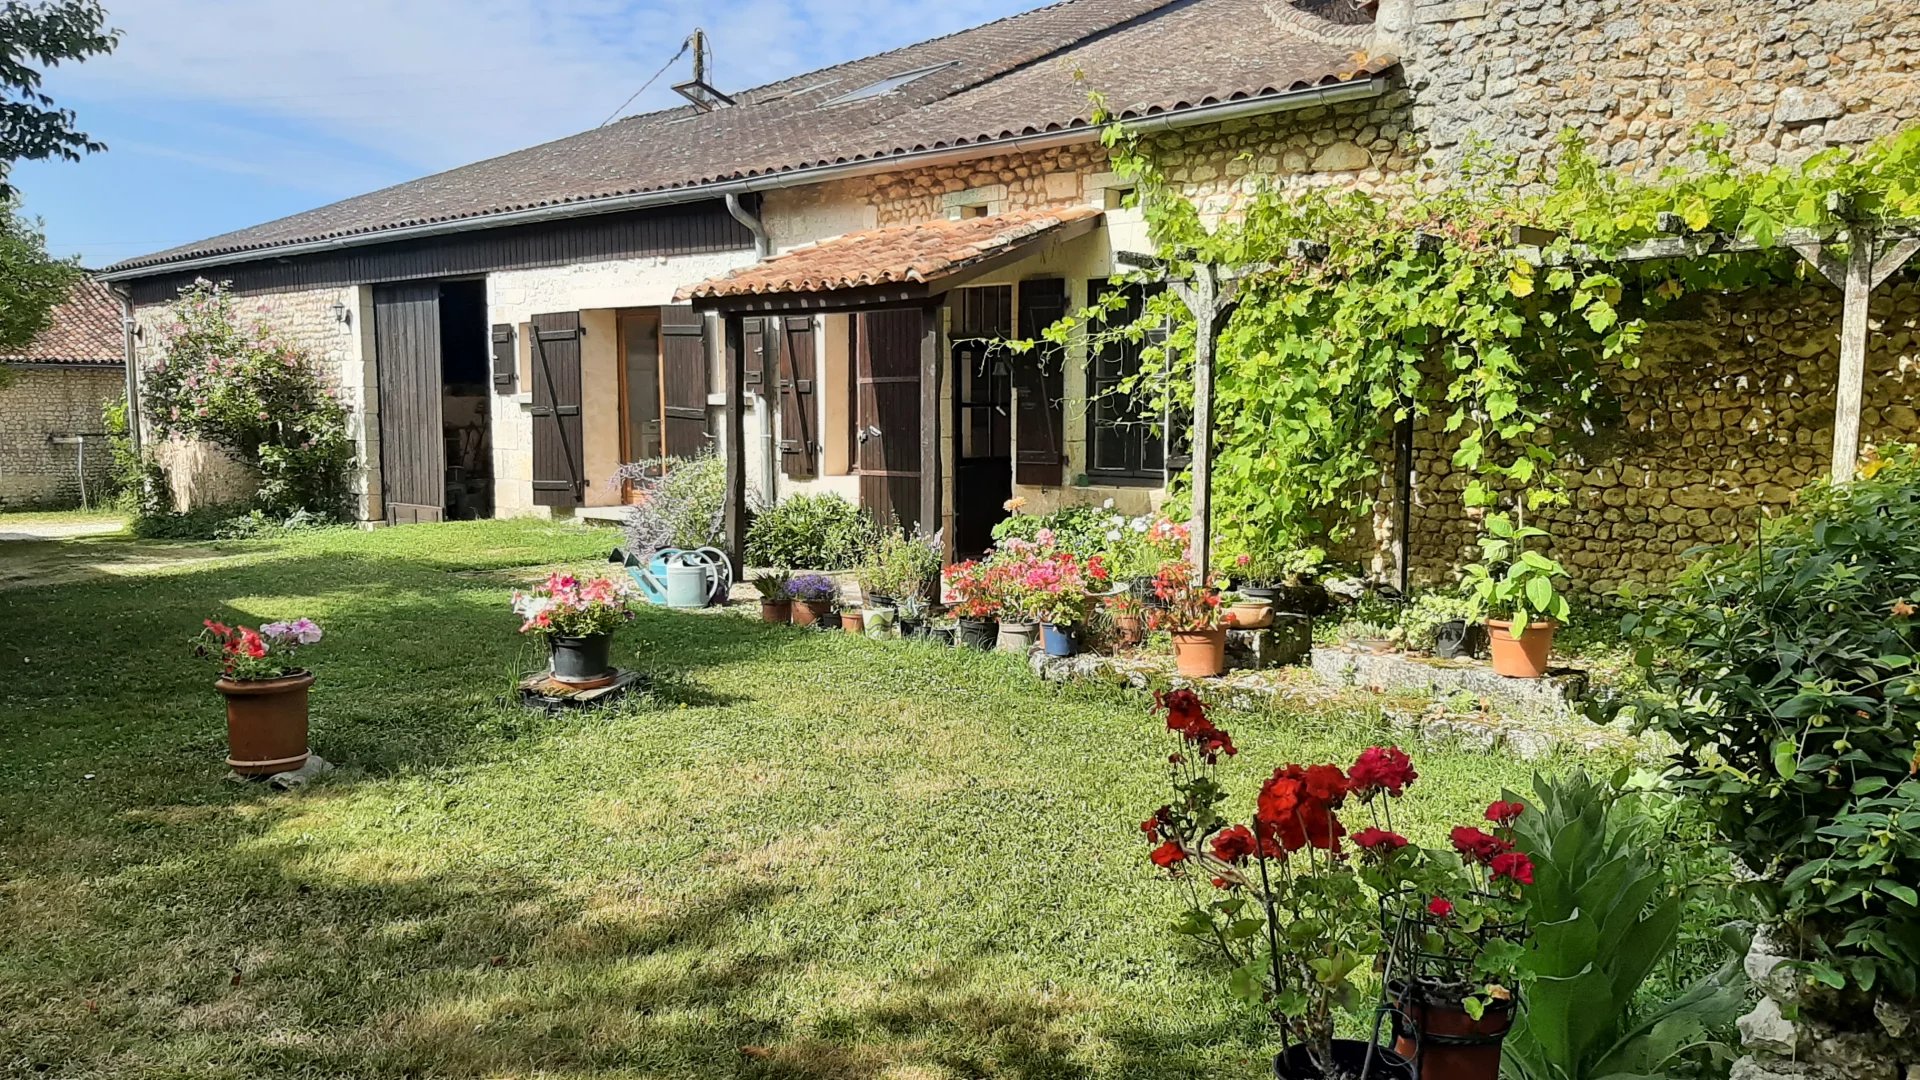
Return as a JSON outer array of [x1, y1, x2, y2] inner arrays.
[[0, 520, 1560, 1079]]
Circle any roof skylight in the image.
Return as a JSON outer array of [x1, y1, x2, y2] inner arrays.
[[820, 62, 957, 107]]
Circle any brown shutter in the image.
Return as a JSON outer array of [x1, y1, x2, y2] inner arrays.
[[491, 323, 516, 392], [1014, 278, 1068, 486], [743, 316, 765, 393], [775, 316, 819, 478], [660, 305, 713, 457], [529, 312, 584, 507]]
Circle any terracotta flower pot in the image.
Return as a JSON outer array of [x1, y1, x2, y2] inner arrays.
[[760, 599, 792, 624], [1114, 614, 1145, 648], [1226, 599, 1274, 629], [793, 599, 832, 627], [1171, 627, 1227, 677], [1392, 983, 1514, 1080], [217, 671, 313, 777], [1487, 619, 1557, 678], [842, 609, 866, 634]]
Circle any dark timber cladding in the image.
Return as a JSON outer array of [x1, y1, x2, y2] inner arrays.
[[530, 312, 585, 507], [373, 283, 446, 524], [121, 201, 753, 302]]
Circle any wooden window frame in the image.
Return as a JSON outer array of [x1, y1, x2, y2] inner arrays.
[[1084, 281, 1166, 485]]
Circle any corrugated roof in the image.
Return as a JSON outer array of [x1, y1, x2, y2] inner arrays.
[[108, 0, 1386, 276], [678, 206, 1103, 301], [0, 280, 123, 366]]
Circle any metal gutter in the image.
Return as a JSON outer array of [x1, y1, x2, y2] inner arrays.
[[97, 73, 1395, 282]]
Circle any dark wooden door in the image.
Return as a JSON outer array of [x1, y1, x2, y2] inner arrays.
[[776, 316, 818, 478], [530, 311, 584, 507], [1014, 278, 1069, 486], [660, 305, 712, 457], [374, 282, 446, 524], [855, 309, 925, 534], [952, 286, 1012, 556]]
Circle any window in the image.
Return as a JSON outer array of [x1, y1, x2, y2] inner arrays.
[[1085, 281, 1171, 482], [820, 62, 957, 107]]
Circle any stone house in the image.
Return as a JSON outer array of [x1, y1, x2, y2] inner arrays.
[[0, 280, 126, 509], [99, 0, 1920, 587]]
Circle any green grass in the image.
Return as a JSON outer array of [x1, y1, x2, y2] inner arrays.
[[0, 520, 1556, 1079]]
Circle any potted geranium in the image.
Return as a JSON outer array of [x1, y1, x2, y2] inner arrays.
[[1107, 590, 1147, 648], [751, 571, 793, 624], [787, 572, 839, 628], [1023, 547, 1111, 658], [1148, 559, 1227, 677], [1461, 514, 1570, 678], [943, 559, 1001, 650], [194, 617, 324, 777], [511, 572, 637, 685]]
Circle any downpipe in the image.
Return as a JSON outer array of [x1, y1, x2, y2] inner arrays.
[[725, 192, 780, 508]]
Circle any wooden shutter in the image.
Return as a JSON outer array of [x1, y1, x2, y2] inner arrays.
[[743, 316, 766, 393], [661, 305, 712, 457], [529, 312, 584, 507], [374, 283, 447, 524], [1014, 278, 1068, 486], [776, 316, 818, 478], [491, 323, 516, 392]]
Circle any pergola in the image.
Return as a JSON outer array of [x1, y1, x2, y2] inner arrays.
[[1129, 199, 1920, 588]]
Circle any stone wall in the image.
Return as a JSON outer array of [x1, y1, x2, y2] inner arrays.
[[1406, 281, 1920, 594], [0, 366, 123, 508], [132, 285, 379, 518]]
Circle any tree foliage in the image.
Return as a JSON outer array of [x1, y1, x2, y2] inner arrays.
[[0, 0, 116, 197], [0, 198, 76, 356]]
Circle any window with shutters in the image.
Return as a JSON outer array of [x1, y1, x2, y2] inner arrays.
[[1086, 281, 1169, 483]]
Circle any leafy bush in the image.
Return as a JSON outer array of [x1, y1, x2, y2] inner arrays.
[[1624, 444, 1920, 1006], [1503, 770, 1748, 1080], [858, 528, 942, 603], [1462, 513, 1572, 628], [130, 504, 347, 541], [141, 281, 354, 518], [615, 453, 726, 554], [1396, 591, 1478, 652], [744, 493, 876, 570]]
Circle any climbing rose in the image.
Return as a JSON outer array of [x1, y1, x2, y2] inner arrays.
[[1490, 850, 1535, 886], [1210, 825, 1258, 865], [1484, 800, 1527, 826], [1149, 841, 1188, 868], [1427, 896, 1454, 919], [1352, 827, 1409, 853], [1349, 746, 1418, 799], [1450, 826, 1512, 864]]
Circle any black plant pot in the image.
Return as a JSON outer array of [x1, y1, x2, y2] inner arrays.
[[815, 611, 843, 631], [1237, 583, 1280, 604], [926, 626, 957, 647], [957, 617, 998, 650], [549, 632, 614, 684], [1273, 1039, 1413, 1080], [1433, 619, 1488, 660], [899, 618, 925, 638]]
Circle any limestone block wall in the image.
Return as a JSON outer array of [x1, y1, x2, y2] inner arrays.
[[1406, 281, 1920, 594], [131, 284, 378, 518], [0, 366, 123, 508]]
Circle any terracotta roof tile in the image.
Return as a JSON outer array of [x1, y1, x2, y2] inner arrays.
[[678, 206, 1102, 301], [0, 280, 123, 365], [108, 0, 1390, 275]]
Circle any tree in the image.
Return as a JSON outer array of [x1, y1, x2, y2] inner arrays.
[[0, 0, 117, 197]]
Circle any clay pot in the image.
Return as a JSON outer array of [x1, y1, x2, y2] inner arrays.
[[1227, 598, 1274, 629], [1273, 1039, 1413, 1080], [1114, 614, 1145, 648], [793, 599, 832, 627], [760, 599, 792, 624], [1487, 619, 1557, 678], [997, 620, 1037, 654], [1171, 627, 1227, 677], [1392, 983, 1514, 1080], [841, 609, 866, 635], [217, 671, 313, 777]]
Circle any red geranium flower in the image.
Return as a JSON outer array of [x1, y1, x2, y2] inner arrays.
[[1211, 825, 1258, 864], [1149, 840, 1188, 868], [1450, 826, 1512, 864], [1255, 765, 1348, 853], [1427, 896, 1454, 919], [1352, 827, 1409, 852], [1490, 850, 1535, 885], [1349, 746, 1418, 798], [1158, 688, 1207, 736], [1304, 764, 1349, 804], [1484, 800, 1527, 826]]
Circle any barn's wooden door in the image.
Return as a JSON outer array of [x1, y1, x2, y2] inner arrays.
[[529, 312, 584, 507], [855, 309, 925, 534], [775, 316, 818, 478], [374, 282, 446, 524], [660, 305, 712, 456]]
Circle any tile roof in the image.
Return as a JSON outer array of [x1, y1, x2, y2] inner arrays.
[[678, 206, 1104, 301], [0, 280, 123, 366], [107, 0, 1389, 276]]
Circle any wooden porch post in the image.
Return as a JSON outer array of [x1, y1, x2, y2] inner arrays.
[[919, 302, 945, 556], [1171, 265, 1231, 585], [1831, 236, 1875, 485], [722, 312, 748, 571]]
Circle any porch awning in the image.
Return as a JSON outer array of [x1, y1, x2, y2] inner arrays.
[[678, 205, 1103, 312]]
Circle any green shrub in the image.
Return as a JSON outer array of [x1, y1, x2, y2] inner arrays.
[[1395, 591, 1477, 651], [614, 453, 727, 554], [130, 504, 349, 541], [1624, 444, 1920, 1006], [858, 528, 942, 602], [745, 493, 876, 570]]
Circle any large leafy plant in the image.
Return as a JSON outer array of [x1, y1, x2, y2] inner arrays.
[[1501, 771, 1749, 1080], [1623, 445, 1920, 1007], [742, 492, 877, 570], [616, 453, 726, 554], [1462, 513, 1572, 629]]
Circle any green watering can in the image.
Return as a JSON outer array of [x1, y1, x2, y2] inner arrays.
[[618, 547, 733, 609]]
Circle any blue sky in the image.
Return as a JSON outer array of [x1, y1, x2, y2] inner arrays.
[[13, 0, 1046, 268]]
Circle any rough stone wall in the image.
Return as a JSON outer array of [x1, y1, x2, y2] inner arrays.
[[1384, 0, 1920, 177], [1407, 280, 1920, 594], [1139, 91, 1420, 210], [0, 366, 123, 508], [131, 285, 378, 518]]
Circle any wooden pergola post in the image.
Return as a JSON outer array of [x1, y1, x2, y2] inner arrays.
[[721, 312, 748, 571], [1168, 263, 1238, 585], [1790, 223, 1920, 483]]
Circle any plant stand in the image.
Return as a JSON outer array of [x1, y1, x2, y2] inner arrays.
[[1226, 614, 1312, 669], [225, 753, 334, 791], [517, 668, 649, 714]]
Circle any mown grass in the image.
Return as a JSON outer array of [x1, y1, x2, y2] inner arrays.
[[0, 520, 1561, 1079]]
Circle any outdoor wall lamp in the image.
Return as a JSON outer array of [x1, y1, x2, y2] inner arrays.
[[331, 300, 352, 327]]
